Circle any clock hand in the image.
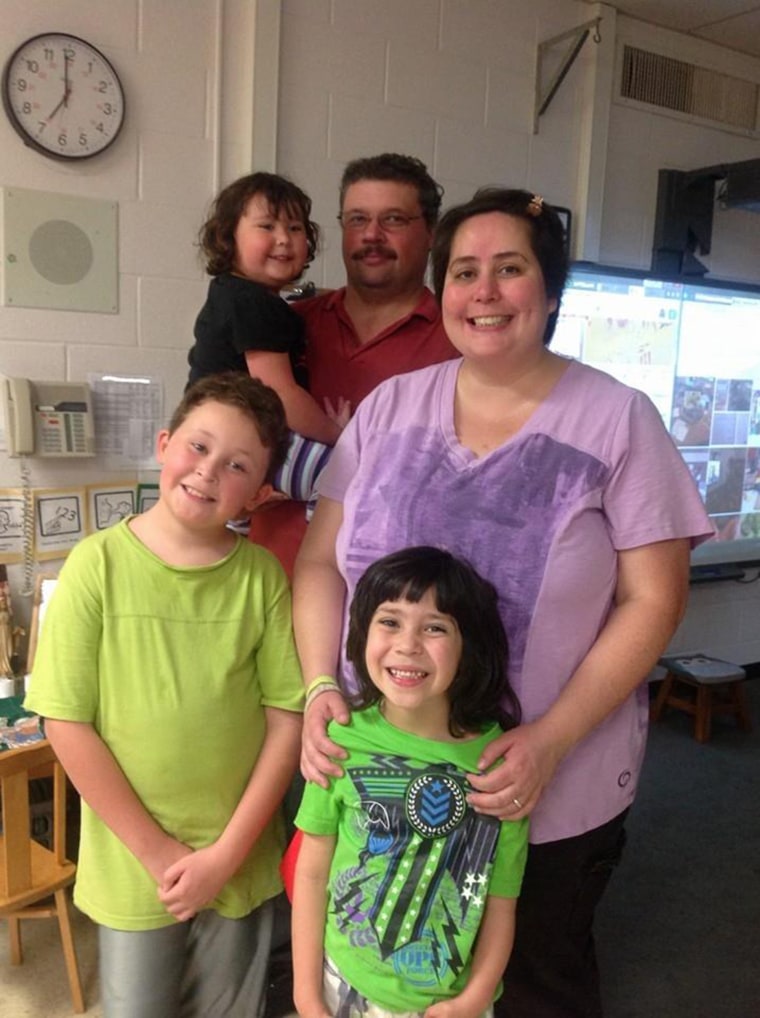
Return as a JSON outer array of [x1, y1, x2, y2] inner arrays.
[[46, 52, 72, 121], [45, 51, 72, 121], [46, 94, 66, 120], [63, 51, 71, 107]]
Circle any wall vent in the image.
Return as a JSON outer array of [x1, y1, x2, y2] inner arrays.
[[620, 45, 758, 131]]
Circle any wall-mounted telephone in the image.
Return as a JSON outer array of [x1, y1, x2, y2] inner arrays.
[[1, 377, 95, 457]]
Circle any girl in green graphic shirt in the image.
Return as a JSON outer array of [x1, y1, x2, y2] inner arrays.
[[292, 547, 528, 1018]]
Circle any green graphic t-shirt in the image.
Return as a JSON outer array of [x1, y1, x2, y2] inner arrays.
[[296, 706, 529, 1012]]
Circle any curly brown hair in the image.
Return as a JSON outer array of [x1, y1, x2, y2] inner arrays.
[[199, 172, 320, 277]]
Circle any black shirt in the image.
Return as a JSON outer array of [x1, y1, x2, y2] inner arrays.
[[187, 274, 307, 389]]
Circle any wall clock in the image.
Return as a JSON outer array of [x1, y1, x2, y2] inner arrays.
[[2, 33, 125, 160]]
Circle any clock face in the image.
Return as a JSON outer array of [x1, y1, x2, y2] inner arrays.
[[2, 33, 125, 160]]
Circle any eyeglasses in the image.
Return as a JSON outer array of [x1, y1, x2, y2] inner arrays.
[[337, 212, 424, 232]]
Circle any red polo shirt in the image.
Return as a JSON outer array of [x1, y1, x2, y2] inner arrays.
[[249, 287, 457, 576], [296, 286, 456, 406]]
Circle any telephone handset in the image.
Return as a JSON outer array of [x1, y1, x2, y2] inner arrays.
[[1, 376, 95, 457]]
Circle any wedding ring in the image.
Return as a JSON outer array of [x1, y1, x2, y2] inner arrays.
[[512, 797, 523, 809]]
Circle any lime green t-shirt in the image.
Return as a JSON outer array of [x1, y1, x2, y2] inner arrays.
[[296, 706, 529, 1012], [26, 520, 303, 930]]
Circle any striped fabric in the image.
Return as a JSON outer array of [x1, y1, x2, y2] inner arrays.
[[273, 431, 332, 503]]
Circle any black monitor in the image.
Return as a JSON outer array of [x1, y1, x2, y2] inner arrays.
[[552, 263, 760, 571]]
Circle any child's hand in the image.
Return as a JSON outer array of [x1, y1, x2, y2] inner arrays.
[[424, 996, 489, 1018], [294, 999, 332, 1018], [143, 837, 193, 888], [323, 396, 351, 430], [157, 844, 231, 922]]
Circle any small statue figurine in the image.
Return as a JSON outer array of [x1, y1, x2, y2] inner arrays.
[[0, 566, 19, 678], [0, 597, 14, 677]]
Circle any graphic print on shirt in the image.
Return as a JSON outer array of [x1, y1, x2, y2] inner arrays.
[[345, 428, 609, 682], [331, 754, 501, 990]]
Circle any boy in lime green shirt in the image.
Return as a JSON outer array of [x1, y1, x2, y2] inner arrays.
[[27, 373, 304, 1017]]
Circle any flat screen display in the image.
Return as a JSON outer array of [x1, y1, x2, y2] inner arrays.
[[552, 264, 760, 569]]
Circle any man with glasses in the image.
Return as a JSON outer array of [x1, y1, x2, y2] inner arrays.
[[250, 153, 456, 574], [297, 152, 455, 409]]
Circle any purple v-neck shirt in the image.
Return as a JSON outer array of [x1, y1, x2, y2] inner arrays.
[[318, 358, 712, 842]]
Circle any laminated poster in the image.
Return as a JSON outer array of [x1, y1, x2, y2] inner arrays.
[[33, 488, 86, 560]]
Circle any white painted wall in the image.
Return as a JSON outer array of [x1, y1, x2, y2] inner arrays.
[[601, 15, 760, 277], [1, 0, 759, 662], [0, 0, 219, 429], [277, 0, 604, 287]]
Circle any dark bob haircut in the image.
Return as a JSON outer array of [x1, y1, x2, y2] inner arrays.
[[169, 372, 290, 484], [431, 187, 569, 344], [345, 546, 520, 737], [339, 153, 444, 228], [199, 172, 320, 277]]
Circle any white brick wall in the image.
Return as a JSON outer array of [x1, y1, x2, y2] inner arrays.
[[0, 0, 231, 629], [0, 0, 219, 445], [277, 0, 590, 287]]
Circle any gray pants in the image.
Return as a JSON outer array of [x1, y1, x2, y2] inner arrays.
[[98, 900, 274, 1018]]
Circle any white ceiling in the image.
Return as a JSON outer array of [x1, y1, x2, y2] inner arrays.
[[583, 1, 760, 59]]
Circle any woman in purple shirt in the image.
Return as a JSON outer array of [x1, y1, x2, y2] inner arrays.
[[293, 188, 711, 1018]]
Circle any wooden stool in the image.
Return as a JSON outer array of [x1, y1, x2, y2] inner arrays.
[[650, 654, 752, 743]]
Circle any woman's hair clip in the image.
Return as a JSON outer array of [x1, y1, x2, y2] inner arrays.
[[526, 194, 544, 217]]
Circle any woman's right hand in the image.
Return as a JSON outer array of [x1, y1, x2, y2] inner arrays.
[[466, 720, 563, 820], [301, 689, 350, 786]]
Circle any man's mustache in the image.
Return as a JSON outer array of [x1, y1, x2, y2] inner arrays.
[[352, 245, 397, 261]]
